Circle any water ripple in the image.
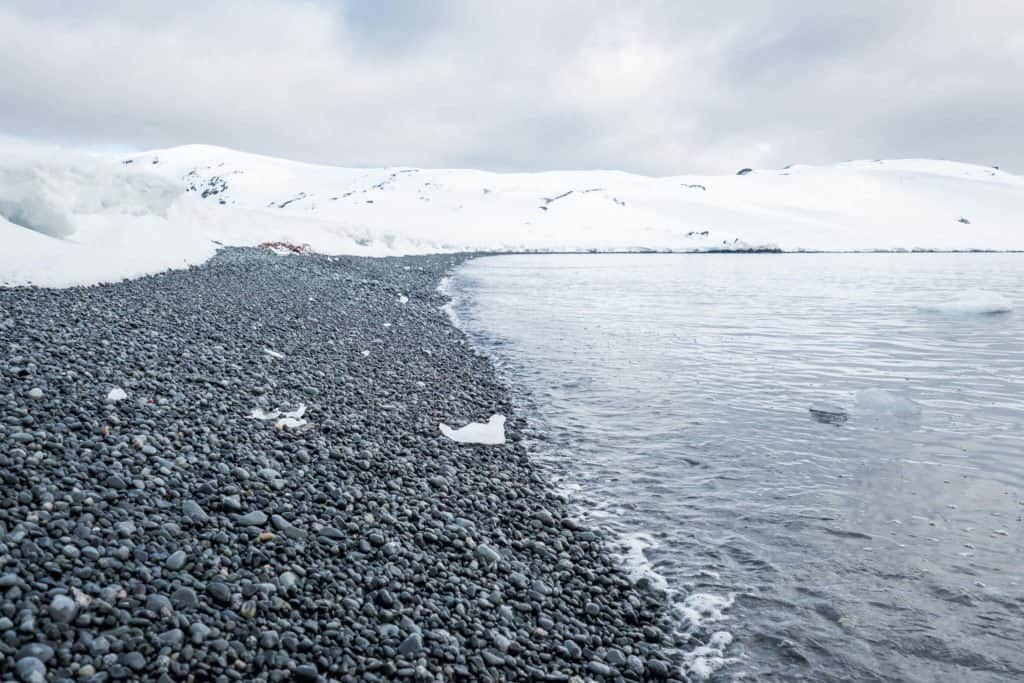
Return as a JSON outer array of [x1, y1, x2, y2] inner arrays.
[[450, 253, 1024, 682]]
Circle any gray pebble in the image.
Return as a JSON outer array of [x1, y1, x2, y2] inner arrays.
[[165, 550, 187, 570], [181, 499, 209, 524], [48, 594, 77, 624], [398, 632, 423, 657], [15, 657, 45, 683], [235, 510, 268, 526]]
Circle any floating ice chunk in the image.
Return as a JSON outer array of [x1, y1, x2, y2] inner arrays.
[[263, 347, 285, 360], [920, 289, 1013, 314], [439, 414, 506, 445], [809, 401, 848, 424], [855, 388, 920, 417], [106, 387, 128, 402]]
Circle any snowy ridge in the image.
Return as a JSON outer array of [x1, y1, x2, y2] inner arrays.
[[2, 141, 1023, 286]]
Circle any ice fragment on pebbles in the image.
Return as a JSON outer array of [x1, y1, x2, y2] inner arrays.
[[247, 404, 307, 430], [27, 387, 43, 399], [397, 294, 409, 304], [439, 414, 506, 445], [106, 387, 127, 402], [263, 347, 285, 360]]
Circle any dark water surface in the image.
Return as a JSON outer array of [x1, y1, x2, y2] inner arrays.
[[447, 254, 1024, 681]]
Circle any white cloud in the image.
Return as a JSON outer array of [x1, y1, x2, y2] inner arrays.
[[1, 1, 1021, 174]]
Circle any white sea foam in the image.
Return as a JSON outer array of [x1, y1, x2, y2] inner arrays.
[[684, 630, 737, 679], [676, 594, 737, 679], [615, 532, 669, 592], [437, 275, 464, 330]]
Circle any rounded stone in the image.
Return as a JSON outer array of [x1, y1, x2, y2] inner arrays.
[[15, 656, 46, 683], [48, 594, 77, 624]]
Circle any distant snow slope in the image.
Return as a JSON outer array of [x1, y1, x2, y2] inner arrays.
[[2, 141, 1022, 287]]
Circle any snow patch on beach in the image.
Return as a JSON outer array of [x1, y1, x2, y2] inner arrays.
[[439, 414, 506, 444]]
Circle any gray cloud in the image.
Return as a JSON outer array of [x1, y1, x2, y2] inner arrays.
[[1, 0, 1021, 174]]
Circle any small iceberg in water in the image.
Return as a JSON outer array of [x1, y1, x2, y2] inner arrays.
[[855, 388, 920, 418], [919, 289, 1013, 315], [440, 414, 506, 445]]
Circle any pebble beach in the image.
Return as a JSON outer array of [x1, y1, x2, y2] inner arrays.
[[0, 249, 684, 682]]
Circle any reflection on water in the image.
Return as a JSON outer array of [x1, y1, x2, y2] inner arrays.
[[449, 253, 1024, 682]]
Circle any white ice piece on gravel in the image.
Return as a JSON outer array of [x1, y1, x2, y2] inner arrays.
[[439, 414, 506, 445], [263, 347, 285, 360], [361, 350, 370, 357], [919, 289, 1013, 314], [106, 387, 127, 402], [397, 294, 409, 304], [248, 404, 307, 429]]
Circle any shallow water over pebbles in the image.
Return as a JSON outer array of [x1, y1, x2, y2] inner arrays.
[[448, 253, 1024, 681]]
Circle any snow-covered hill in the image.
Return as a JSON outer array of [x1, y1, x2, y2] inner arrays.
[[2, 141, 1022, 287]]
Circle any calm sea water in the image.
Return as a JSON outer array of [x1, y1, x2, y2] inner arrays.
[[447, 254, 1024, 682]]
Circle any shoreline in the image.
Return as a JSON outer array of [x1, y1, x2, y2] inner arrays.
[[0, 248, 685, 681]]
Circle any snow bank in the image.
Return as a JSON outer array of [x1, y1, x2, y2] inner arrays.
[[2, 140, 1024, 287], [919, 289, 1013, 314], [439, 414, 506, 445]]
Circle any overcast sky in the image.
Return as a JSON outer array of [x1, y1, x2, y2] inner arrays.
[[2, 1, 1022, 175]]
